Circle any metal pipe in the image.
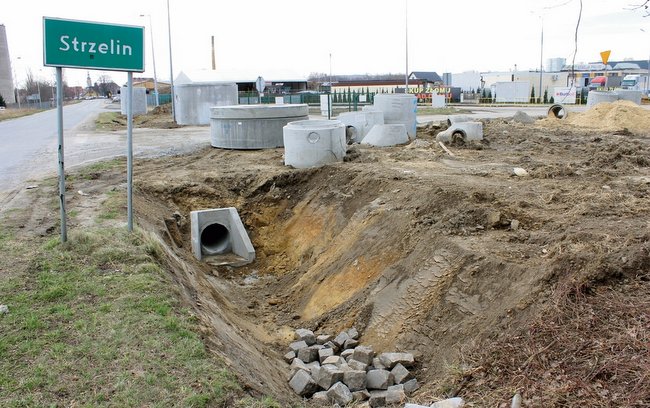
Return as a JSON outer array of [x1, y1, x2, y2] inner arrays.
[[127, 72, 134, 232]]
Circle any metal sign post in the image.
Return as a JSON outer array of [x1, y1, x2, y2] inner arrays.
[[126, 73, 134, 232], [43, 17, 144, 241], [56, 67, 66, 242]]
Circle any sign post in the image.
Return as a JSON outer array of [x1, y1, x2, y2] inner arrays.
[[255, 76, 265, 103], [44, 17, 144, 240]]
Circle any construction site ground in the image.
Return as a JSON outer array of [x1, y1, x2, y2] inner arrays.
[[1, 101, 649, 407]]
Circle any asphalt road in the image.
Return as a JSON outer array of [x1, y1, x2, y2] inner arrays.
[[0, 100, 107, 190], [0, 100, 210, 206]]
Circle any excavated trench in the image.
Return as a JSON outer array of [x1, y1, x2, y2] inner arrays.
[[129, 120, 650, 404]]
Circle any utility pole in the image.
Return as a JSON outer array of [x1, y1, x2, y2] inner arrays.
[[211, 36, 216, 70], [167, 0, 176, 122], [405, 0, 409, 91], [140, 14, 159, 107], [539, 19, 544, 103]]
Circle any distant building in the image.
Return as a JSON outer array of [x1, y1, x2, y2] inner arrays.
[[564, 59, 650, 89]]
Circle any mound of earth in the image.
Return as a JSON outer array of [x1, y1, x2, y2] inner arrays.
[[6, 114, 649, 406], [539, 100, 650, 134]]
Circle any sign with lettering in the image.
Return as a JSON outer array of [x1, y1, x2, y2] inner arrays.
[[553, 87, 577, 104], [43, 17, 144, 72]]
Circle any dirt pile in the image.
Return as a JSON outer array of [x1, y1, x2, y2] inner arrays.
[[8, 111, 648, 406], [539, 100, 650, 134], [123, 116, 649, 406]]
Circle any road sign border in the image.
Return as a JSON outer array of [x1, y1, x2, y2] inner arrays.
[[43, 16, 145, 72]]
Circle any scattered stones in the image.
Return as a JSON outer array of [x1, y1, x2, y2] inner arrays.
[[352, 389, 371, 401], [333, 331, 351, 347], [353, 345, 375, 365], [348, 359, 369, 371], [289, 369, 318, 397], [378, 352, 415, 369], [295, 328, 316, 345], [344, 338, 359, 349], [283, 351, 295, 363], [297, 345, 319, 363], [288, 340, 308, 352], [318, 347, 334, 363], [385, 384, 407, 405], [391, 363, 414, 384], [0, 304, 8, 315], [317, 334, 333, 345], [341, 348, 354, 360], [513, 167, 529, 177], [326, 382, 353, 406], [322, 355, 346, 367], [430, 397, 466, 408], [343, 370, 367, 391], [285, 327, 419, 406], [403, 378, 419, 394], [347, 327, 360, 339], [366, 369, 394, 390], [316, 365, 344, 390], [510, 219, 520, 231]]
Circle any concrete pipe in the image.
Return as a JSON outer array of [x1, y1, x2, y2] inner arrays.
[[283, 120, 347, 168], [436, 121, 483, 143], [586, 91, 618, 108], [210, 104, 309, 149], [190, 208, 255, 265], [547, 104, 568, 119], [200, 223, 231, 255], [447, 115, 471, 126]]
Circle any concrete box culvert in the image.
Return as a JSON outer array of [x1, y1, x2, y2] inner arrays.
[[190, 208, 255, 266], [372, 94, 417, 140], [120, 86, 148, 116], [337, 110, 385, 143], [283, 119, 347, 168], [361, 124, 409, 147], [210, 104, 309, 149], [436, 121, 483, 143], [175, 82, 238, 125]]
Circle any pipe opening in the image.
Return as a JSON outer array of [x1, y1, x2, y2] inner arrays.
[[548, 104, 568, 119], [201, 223, 231, 254]]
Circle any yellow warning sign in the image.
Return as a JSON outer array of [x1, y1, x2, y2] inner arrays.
[[600, 50, 611, 65]]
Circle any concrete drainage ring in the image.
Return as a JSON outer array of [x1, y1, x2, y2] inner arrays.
[[451, 130, 466, 145], [548, 104, 568, 119]]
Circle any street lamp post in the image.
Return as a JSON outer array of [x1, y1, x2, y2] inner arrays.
[[140, 14, 160, 107], [13, 56, 21, 108], [539, 17, 544, 103], [642, 29, 650, 95], [167, 0, 176, 122]]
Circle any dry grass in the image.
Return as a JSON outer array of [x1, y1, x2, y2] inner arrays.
[[448, 275, 650, 407]]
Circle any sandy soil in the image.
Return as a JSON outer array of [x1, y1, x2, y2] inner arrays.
[[3, 101, 649, 406]]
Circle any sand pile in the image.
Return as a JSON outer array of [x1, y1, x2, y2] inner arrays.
[[540, 100, 650, 134]]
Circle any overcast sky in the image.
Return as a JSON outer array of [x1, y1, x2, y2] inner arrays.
[[3, 0, 650, 88]]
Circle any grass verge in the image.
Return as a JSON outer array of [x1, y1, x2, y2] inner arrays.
[[0, 224, 249, 407]]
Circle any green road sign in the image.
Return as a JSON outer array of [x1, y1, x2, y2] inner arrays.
[[43, 17, 144, 72]]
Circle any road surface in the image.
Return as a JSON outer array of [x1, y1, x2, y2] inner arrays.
[[0, 100, 210, 207]]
